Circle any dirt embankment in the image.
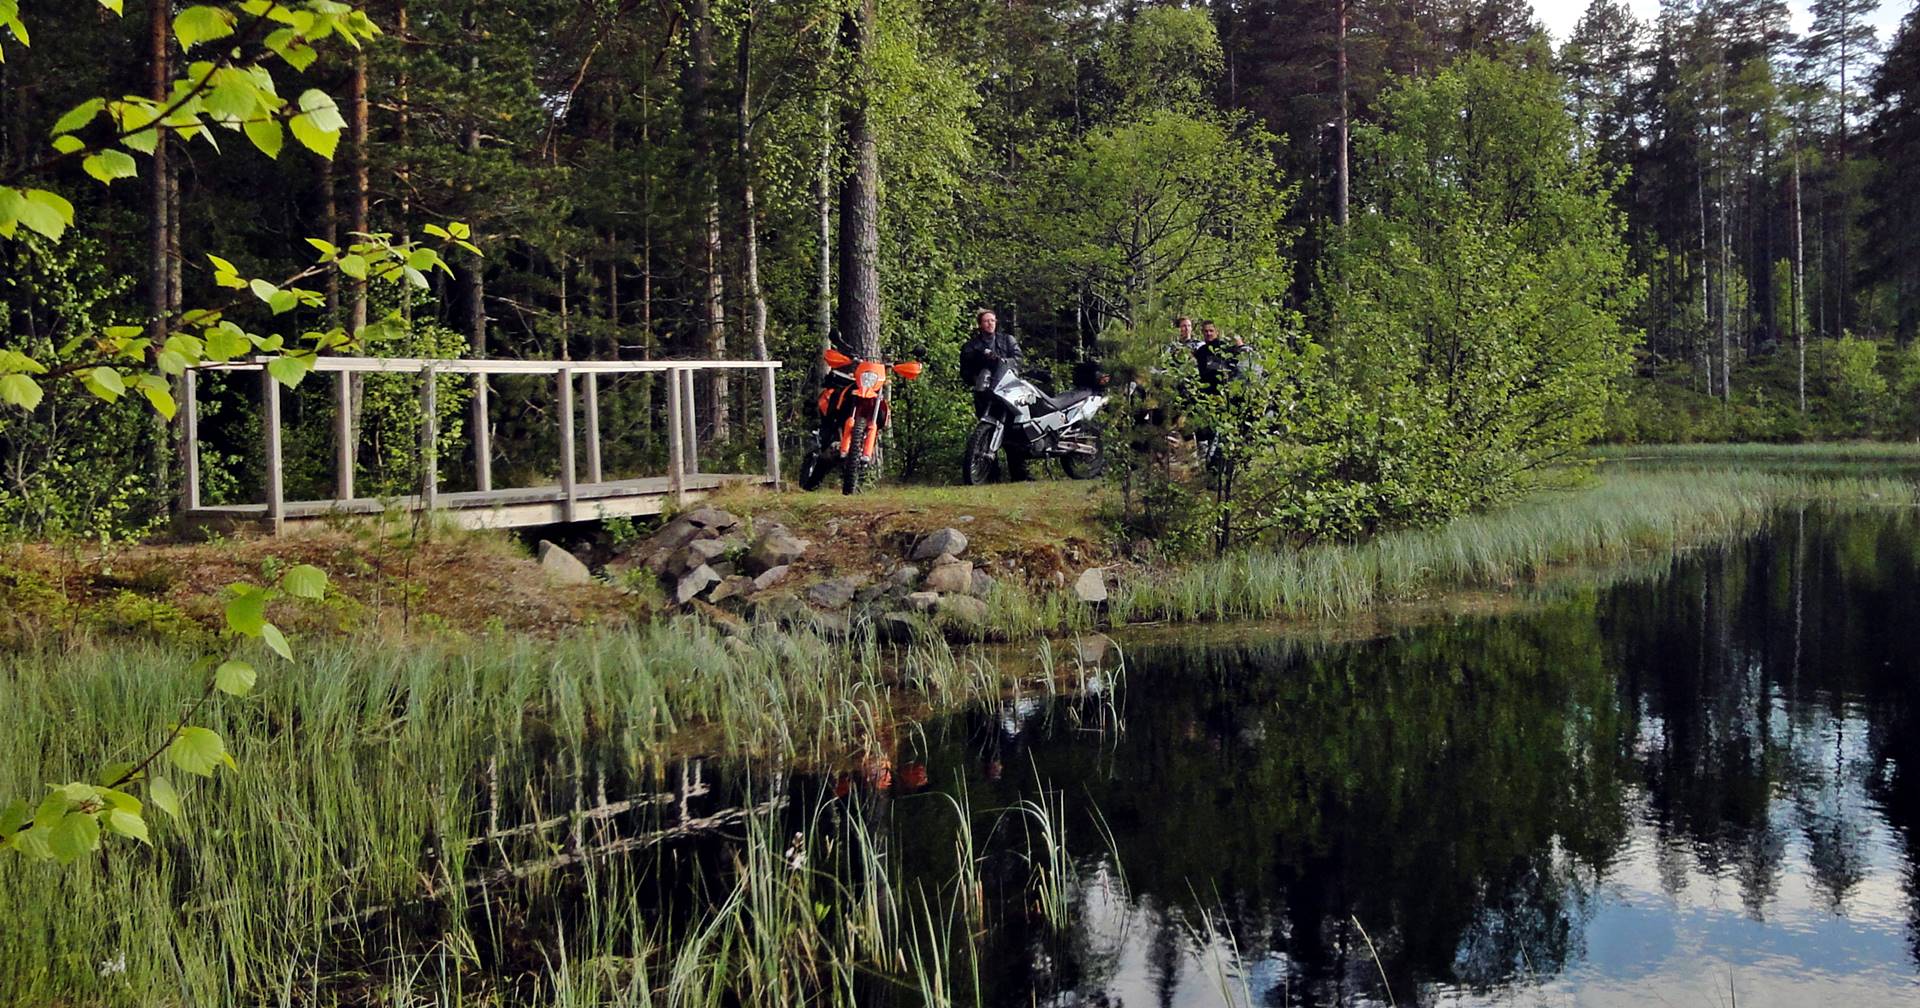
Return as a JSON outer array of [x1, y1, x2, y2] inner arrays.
[[0, 481, 1117, 648]]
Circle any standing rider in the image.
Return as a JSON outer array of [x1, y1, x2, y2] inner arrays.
[[961, 309, 1021, 416]]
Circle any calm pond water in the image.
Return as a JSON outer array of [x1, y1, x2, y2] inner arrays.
[[673, 505, 1920, 1007]]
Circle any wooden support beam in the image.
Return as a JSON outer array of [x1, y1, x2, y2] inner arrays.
[[583, 371, 603, 484], [558, 368, 577, 522], [262, 367, 284, 535], [420, 364, 439, 512], [472, 374, 492, 492], [680, 368, 699, 476], [760, 368, 781, 488], [334, 371, 355, 501], [666, 367, 686, 505], [182, 369, 201, 511]]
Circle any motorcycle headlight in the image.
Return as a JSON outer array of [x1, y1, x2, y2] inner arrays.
[[858, 371, 880, 390]]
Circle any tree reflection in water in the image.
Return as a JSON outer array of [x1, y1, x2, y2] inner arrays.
[[879, 506, 1920, 1006]]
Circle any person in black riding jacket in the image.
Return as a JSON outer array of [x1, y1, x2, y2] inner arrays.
[[1193, 320, 1249, 391], [960, 309, 1020, 416]]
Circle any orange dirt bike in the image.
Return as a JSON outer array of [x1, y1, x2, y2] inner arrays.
[[796, 346, 924, 494]]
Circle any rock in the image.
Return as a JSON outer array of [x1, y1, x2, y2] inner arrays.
[[749, 592, 810, 627], [668, 538, 732, 577], [681, 506, 740, 531], [1072, 634, 1113, 666], [537, 540, 593, 585], [912, 528, 969, 561], [969, 569, 996, 597], [888, 565, 923, 589], [1073, 567, 1109, 604], [676, 564, 722, 604], [708, 575, 759, 605], [752, 565, 790, 592], [744, 528, 809, 575], [939, 594, 989, 627], [876, 611, 921, 644], [806, 576, 863, 610], [923, 558, 975, 594], [632, 516, 708, 561], [811, 611, 852, 638], [906, 591, 942, 613]]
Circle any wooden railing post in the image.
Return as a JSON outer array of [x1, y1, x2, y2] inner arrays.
[[472, 373, 492, 493], [334, 371, 355, 501], [420, 364, 439, 512], [182, 368, 201, 512], [583, 371, 603, 484], [666, 366, 686, 505], [680, 368, 699, 476], [262, 365, 284, 535], [558, 367, 577, 522], [760, 366, 781, 487]]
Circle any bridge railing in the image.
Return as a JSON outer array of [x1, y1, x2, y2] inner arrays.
[[184, 357, 782, 533]]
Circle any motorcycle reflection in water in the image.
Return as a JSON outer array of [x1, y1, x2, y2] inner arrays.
[[962, 359, 1110, 485]]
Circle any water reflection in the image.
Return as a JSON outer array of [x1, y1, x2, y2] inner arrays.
[[880, 506, 1920, 1006]]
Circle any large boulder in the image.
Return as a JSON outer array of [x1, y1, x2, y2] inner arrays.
[[806, 576, 863, 611], [876, 611, 921, 644], [1073, 567, 1109, 604], [681, 506, 741, 532], [707, 575, 759, 606], [537, 540, 593, 585], [905, 591, 942, 613], [676, 564, 723, 604], [939, 594, 989, 629], [668, 538, 732, 577], [887, 565, 923, 589], [911, 528, 970, 561], [969, 569, 996, 597], [752, 565, 791, 592], [922, 556, 974, 595], [744, 528, 809, 575]]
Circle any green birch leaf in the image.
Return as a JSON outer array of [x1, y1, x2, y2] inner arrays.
[[281, 564, 328, 599], [224, 585, 269, 637], [214, 660, 256, 696], [245, 117, 285, 159], [82, 150, 138, 184], [173, 5, 235, 50], [48, 811, 100, 863], [261, 622, 292, 661], [0, 374, 42, 410], [266, 354, 311, 388], [167, 727, 227, 778], [147, 778, 182, 822], [103, 809, 150, 845]]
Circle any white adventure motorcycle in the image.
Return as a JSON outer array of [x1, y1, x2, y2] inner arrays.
[[961, 359, 1110, 484]]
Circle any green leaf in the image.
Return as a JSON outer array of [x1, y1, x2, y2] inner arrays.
[[103, 808, 150, 845], [82, 150, 138, 184], [98, 788, 140, 813], [242, 116, 285, 158], [214, 660, 256, 696], [97, 0, 125, 13], [248, 277, 278, 304], [0, 373, 43, 411], [337, 253, 368, 280], [53, 97, 104, 135], [84, 366, 126, 402], [167, 727, 228, 778], [224, 585, 269, 637], [289, 90, 345, 158], [0, 798, 29, 837], [14, 825, 56, 860], [267, 289, 299, 315], [204, 327, 250, 362], [261, 622, 292, 661], [266, 354, 311, 388], [136, 374, 177, 419], [48, 811, 100, 863], [16, 189, 73, 241], [173, 5, 235, 51], [148, 778, 182, 823], [281, 564, 328, 600], [51, 135, 84, 154], [305, 237, 337, 259]]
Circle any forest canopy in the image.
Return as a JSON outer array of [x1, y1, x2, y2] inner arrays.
[[0, 0, 1915, 544]]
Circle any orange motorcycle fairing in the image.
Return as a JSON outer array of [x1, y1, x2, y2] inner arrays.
[[823, 348, 854, 369], [838, 413, 857, 454], [891, 361, 923, 381]]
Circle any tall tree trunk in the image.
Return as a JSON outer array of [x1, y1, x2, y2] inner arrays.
[[810, 34, 838, 388], [321, 162, 340, 322], [149, 0, 175, 511], [685, 0, 730, 439], [739, 12, 769, 364], [1697, 166, 1712, 393], [350, 48, 370, 336], [1793, 146, 1807, 412], [1334, 0, 1350, 228], [837, 0, 882, 361], [396, 0, 414, 326]]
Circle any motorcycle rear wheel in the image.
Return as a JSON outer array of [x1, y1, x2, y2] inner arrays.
[[1060, 429, 1107, 480], [797, 448, 832, 491]]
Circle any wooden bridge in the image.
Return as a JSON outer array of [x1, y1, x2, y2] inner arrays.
[[181, 357, 782, 534]]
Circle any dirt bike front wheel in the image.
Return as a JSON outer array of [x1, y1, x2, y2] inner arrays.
[[841, 416, 880, 495]]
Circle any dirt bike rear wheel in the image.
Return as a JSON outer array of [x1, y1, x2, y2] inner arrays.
[[797, 448, 831, 491]]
